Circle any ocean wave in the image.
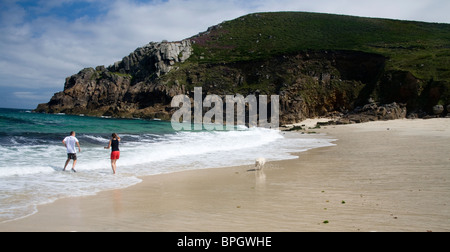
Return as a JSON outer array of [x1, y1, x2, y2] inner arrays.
[[81, 134, 110, 144], [118, 127, 283, 167], [0, 110, 336, 223], [0, 128, 334, 178]]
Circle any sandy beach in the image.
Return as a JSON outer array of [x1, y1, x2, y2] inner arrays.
[[1, 118, 449, 232]]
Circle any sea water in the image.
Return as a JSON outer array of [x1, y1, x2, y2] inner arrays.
[[0, 108, 335, 223]]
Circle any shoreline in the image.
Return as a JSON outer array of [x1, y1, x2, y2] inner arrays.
[[1, 118, 450, 231]]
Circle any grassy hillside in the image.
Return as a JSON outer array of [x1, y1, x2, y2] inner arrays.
[[191, 12, 450, 82], [38, 12, 450, 121]]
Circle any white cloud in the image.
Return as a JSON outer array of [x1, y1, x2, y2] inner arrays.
[[13, 91, 52, 101], [0, 0, 249, 89], [0, 0, 250, 108]]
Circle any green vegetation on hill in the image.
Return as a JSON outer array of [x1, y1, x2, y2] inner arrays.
[[191, 12, 450, 82], [37, 12, 450, 122]]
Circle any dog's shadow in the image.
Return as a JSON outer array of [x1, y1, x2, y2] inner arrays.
[[247, 167, 266, 187]]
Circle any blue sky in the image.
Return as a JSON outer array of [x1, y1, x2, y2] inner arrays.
[[1, 0, 449, 109]]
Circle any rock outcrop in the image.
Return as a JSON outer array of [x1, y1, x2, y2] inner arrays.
[[108, 39, 193, 79], [432, 105, 445, 115], [35, 12, 450, 125], [36, 40, 193, 120], [343, 102, 407, 124], [35, 47, 445, 124]]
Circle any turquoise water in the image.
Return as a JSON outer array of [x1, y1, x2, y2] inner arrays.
[[0, 108, 175, 141], [0, 108, 335, 223]]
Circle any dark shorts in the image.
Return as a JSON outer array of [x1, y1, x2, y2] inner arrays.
[[67, 153, 77, 160]]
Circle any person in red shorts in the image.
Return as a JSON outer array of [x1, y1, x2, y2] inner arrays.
[[105, 133, 121, 174]]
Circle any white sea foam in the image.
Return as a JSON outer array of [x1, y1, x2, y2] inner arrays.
[[121, 128, 283, 167], [83, 134, 110, 143], [0, 127, 335, 223]]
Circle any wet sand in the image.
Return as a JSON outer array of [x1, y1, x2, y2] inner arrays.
[[1, 118, 449, 232]]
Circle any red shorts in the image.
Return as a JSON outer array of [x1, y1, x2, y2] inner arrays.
[[111, 151, 120, 160]]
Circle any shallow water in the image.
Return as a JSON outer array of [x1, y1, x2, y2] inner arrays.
[[0, 108, 335, 222]]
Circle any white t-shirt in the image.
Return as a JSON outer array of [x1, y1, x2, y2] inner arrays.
[[64, 136, 79, 154]]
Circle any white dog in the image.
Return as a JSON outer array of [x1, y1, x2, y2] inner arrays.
[[255, 157, 266, 170]]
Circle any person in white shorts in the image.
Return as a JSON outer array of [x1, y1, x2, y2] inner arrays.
[[62, 131, 81, 172]]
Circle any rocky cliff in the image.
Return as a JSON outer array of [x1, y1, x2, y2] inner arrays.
[[36, 40, 193, 120], [35, 12, 450, 124]]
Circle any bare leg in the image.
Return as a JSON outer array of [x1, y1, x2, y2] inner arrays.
[[72, 160, 77, 172], [111, 159, 117, 174], [63, 159, 70, 171]]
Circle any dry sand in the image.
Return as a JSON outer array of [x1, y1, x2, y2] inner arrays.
[[1, 118, 449, 232]]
